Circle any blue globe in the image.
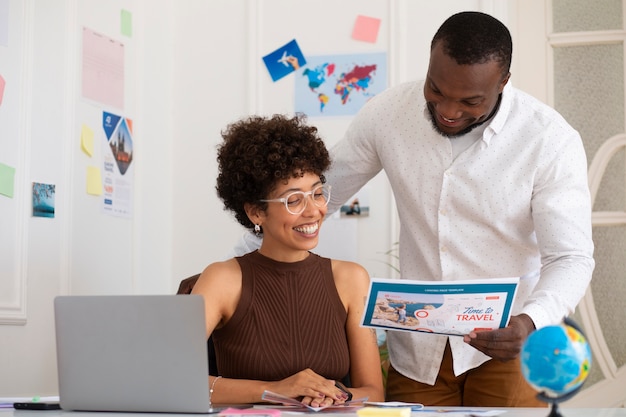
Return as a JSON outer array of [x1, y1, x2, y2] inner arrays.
[[520, 321, 592, 399]]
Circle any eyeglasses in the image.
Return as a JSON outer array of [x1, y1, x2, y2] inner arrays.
[[260, 184, 332, 215]]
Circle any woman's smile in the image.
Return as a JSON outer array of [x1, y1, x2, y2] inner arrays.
[[293, 221, 320, 236]]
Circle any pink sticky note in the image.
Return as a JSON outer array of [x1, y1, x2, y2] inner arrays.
[[0, 74, 6, 107], [352, 15, 381, 43]]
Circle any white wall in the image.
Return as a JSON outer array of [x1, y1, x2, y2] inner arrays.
[[0, 0, 536, 397]]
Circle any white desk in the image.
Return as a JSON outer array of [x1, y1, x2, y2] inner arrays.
[[4, 408, 626, 417]]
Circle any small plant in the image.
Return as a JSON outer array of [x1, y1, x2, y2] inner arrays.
[[375, 241, 400, 274]]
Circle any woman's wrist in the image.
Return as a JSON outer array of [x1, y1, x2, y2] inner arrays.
[[209, 376, 222, 404], [334, 381, 352, 401]]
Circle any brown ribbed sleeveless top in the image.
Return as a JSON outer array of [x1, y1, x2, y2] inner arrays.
[[212, 250, 350, 381]]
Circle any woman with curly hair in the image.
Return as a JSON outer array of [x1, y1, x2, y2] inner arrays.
[[191, 114, 384, 407]]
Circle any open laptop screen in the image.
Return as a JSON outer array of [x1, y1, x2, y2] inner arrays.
[[54, 295, 211, 413]]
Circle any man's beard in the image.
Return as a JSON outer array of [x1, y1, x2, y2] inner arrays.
[[426, 93, 502, 138], [426, 105, 489, 138]]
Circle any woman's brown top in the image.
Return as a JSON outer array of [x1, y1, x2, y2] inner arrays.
[[212, 250, 350, 381]]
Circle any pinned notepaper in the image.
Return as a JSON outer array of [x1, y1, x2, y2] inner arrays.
[[81, 124, 94, 157], [86, 166, 102, 195], [352, 15, 381, 43], [81, 27, 125, 110]]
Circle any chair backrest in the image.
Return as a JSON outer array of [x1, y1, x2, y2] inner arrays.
[[177, 273, 218, 376], [177, 274, 201, 295]]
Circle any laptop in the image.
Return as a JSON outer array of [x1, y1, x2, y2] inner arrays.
[[54, 294, 218, 413]]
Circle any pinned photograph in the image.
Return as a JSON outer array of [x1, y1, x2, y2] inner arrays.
[[340, 188, 370, 217], [32, 182, 56, 218]]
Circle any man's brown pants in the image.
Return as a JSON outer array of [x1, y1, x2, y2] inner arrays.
[[386, 341, 546, 407]]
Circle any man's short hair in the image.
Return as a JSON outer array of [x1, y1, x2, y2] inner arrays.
[[431, 11, 512, 77]]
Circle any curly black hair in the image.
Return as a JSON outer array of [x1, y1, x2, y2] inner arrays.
[[216, 114, 331, 229], [431, 11, 512, 78]]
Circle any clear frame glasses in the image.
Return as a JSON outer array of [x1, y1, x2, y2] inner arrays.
[[260, 184, 332, 215]]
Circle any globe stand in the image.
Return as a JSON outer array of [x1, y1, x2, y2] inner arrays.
[[537, 384, 583, 417]]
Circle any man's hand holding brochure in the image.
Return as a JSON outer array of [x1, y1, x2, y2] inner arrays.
[[360, 277, 519, 336]]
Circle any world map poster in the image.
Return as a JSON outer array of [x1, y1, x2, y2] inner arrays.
[[294, 52, 387, 117]]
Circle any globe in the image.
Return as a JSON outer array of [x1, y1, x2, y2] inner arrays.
[[521, 318, 592, 416]]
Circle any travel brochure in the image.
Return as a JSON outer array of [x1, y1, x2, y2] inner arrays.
[[361, 277, 519, 336]]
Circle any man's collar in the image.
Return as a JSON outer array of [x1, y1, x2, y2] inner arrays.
[[486, 82, 513, 137]]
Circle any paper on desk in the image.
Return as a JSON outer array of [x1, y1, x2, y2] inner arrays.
[[0, 396, 60, 409], [364, 401, 424, 411], [261, 390, 367, 412], [413, 410, 504, 416]]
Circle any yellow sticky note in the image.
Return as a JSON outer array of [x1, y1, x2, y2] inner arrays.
[[81, 124, 94, 157], [86, 166, 102, 195], [357, 407, 411, 417]]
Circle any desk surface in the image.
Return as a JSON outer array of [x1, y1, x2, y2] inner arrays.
[[4, 407, 626, 417]]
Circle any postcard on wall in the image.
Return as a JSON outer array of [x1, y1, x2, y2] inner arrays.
[[32, 182, 56, 218], [339, 187, 370, 217], [262, 39, 307, 82], [361, 277, 519, 336], [101, 111, 133, 218]]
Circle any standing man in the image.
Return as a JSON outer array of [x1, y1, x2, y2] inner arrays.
[[327, 11, 594, 406], [231, 11, 594, 407]]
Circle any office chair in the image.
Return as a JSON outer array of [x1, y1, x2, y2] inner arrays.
[[177, 273, 218, 376]]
